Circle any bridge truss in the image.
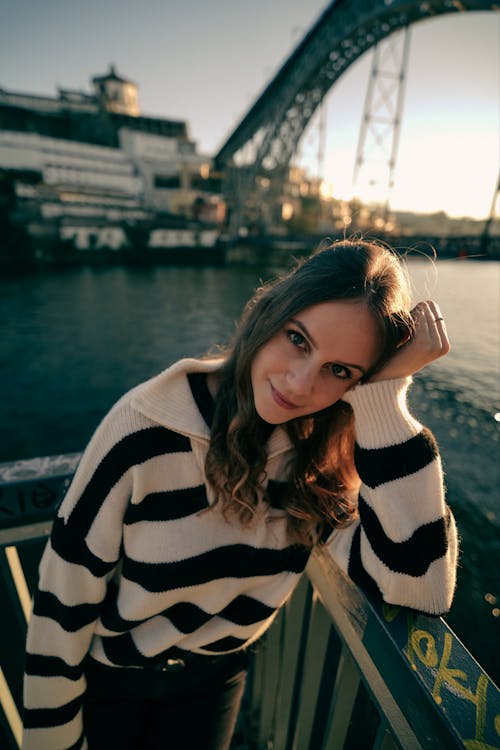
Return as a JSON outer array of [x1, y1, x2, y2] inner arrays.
[[214, 0, 498, 236]]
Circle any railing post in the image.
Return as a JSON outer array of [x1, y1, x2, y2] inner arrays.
[[322, 644, 361, 750], [289, 594, 333, 750], [0, 667, 22, 749], [4, 547, 31, 623], [372, 722, 400, 750], [271, 576, 312, 750], [256, 607, 286, 749]]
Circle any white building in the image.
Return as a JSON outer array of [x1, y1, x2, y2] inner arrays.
[[0, 66, 224, 254]]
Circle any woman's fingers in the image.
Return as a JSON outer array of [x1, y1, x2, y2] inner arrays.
[[426, 300, 451, 355], [369, 300, 450, 382], [411, 300, 451, 358]]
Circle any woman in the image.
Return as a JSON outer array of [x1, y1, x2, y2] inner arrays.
[[23, 240, 458, 750]]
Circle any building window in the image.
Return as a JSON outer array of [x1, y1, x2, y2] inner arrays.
[[154, 174, 181, 189]]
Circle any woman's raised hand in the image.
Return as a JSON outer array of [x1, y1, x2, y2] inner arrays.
[[369, 300, 451, 382]]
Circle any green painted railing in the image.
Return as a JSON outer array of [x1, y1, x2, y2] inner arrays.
[[1, 455, 499, 750]]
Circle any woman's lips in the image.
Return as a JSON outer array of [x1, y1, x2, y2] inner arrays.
[[270, 383, 298, 410]]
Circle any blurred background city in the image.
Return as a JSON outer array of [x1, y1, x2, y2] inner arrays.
[[0, 0, 499, 261]]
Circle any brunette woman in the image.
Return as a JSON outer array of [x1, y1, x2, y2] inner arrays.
[[23, 240, 457, 750]]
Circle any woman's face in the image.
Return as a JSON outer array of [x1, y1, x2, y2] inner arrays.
[[250, 300, 381, 424]]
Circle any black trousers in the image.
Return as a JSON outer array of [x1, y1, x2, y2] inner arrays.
[[83, 651, 249, 750]]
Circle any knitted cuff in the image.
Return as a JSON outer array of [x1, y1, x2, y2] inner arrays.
[[341, 376, 422, 449]]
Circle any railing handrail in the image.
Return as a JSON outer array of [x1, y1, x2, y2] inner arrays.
[[307, 547, 500, 749], [0, 453, 81, 543]]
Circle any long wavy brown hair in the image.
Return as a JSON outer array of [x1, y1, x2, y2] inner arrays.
[[205, 240, 414, 546]]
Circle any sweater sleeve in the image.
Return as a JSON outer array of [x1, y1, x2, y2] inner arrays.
[[22, 399, 140, 750], [325, 377, 458, 615]]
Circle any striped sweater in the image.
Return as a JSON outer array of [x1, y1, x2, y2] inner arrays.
[[23, 357, 458, 750]]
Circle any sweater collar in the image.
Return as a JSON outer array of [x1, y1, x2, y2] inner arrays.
[[131, 358, 293, 457]]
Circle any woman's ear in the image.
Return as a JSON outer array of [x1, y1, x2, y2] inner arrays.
[[394, 313, 415, 350]]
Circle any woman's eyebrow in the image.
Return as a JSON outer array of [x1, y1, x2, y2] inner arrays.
[[289, 318, 367, 375]]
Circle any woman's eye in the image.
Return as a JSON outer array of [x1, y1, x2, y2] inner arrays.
[[287, 329, 306, 349], [330, 364, 352, 380]]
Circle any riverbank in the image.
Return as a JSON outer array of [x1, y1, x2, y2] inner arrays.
[[2, 231, 499, 272]]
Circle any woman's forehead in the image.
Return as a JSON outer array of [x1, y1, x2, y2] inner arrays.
[[289, 300, 381, 366]]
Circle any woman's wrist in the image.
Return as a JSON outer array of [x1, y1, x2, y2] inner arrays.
[[342, 377, 422, 448]]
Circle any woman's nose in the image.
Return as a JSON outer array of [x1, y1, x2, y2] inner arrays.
[[286, 362, 315, 395]]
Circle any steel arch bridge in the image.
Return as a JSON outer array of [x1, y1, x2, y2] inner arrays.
[[214, 0, 498, 231]]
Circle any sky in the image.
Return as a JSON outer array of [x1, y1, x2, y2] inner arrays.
[[0, 0, 498, 219]]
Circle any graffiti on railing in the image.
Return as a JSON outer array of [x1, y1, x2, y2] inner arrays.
[[382, 604, 500, 750], [0, 477, 70, 527], [0, 454, 80, 529]]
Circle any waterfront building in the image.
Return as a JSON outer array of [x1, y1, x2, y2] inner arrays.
[[0, 66, 224, 259]]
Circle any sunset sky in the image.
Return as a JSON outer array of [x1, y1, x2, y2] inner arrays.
[[1, 0, 498, 218]]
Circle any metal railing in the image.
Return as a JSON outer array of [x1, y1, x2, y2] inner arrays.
[[1, 455, 499, 750], [247, 549, 500, 749]]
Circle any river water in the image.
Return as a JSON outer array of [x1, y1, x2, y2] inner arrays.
[[1, 256, 499, 681]]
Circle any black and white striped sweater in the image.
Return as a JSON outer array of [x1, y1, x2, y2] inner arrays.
[[23, 358, 458, 750]]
